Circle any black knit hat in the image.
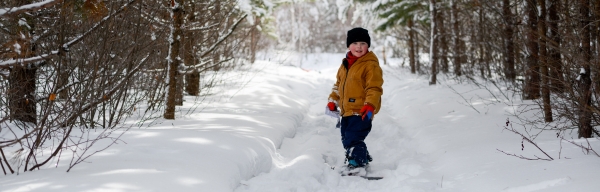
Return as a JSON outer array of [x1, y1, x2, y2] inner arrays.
[[346, 27, 371, 48]]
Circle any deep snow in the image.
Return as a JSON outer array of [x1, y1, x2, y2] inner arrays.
[[1, 52, 600, 192]]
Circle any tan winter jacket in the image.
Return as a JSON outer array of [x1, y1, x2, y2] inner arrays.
[[329, 51, 383, 117]]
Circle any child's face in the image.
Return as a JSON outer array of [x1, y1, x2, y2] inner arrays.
[[349, 42, 368, 57]]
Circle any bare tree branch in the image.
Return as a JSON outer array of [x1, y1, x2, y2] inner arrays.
[[560, 137, 600, 157], [0, 0, 63, 17], [0, 0, 139, 68], [499, 119, 554, 161], [198, 14, 247, 58], [27, 53, 149, 171], [496, 149, 553, 161]]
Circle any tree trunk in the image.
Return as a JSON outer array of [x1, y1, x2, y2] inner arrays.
[[524, 0, 540, 100], [416, 26, 421, 73], [452, 0, 462, 76], [164, 0, 183, 119], [429, 0, 438, 85], [594, 1, 600, 111], [578, 0, 593, 138], [538, 0, 552, 122], [548, 0, 564, 92], [502, 0, 516, 81], [8, 0, 37, 125], [8, 65, 37, 124], [57, 9, 70, 101], [382, 44, 388, 65], [438, 8, 448, 73], [173, 0, 188, 106], [184, 1, 199, 96], [478, 4, 486, 78], [185, 71, 200, 96], [250, 17, 260, 64], [408, 18, 416, 74], [175, 69, 183, 106]]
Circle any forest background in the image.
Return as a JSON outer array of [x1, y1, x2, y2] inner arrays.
[[1, 0, 600, 179]]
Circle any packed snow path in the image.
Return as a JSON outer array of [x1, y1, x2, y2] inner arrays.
[[234, 54, 600, 192], [235, 57, 439, 191]]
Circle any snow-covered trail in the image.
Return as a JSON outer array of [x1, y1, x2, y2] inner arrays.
[[236, 53, 600, 192], [235, 57, 440, 191], [233, 53, 598, 192]]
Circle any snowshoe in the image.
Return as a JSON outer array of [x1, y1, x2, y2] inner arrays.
[[340, 165, 367, 176]]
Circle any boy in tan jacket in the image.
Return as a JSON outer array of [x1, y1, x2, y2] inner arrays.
[[327, 27, 384, 171]]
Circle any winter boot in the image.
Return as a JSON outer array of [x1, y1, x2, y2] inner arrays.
[[341, 159, 367, 176], [348, 159, 360, 168]]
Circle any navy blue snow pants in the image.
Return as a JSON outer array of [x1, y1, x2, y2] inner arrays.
[[340, 115, 372, 166]]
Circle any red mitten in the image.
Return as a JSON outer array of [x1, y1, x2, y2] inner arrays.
[[360, 104, 374, 120], [327, 102, 337, 111]]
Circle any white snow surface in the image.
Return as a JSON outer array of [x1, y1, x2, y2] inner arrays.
[[1, 52, 600, 192]]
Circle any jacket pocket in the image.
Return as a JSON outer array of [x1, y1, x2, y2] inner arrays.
[[347, 97, 364, 110]]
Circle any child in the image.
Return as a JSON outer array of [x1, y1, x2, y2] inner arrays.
[[327, 27, 384, 171]]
